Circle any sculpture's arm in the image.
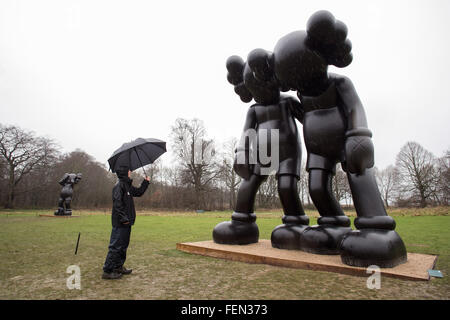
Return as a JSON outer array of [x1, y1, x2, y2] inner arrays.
[[234, 106, 257, 180], [58, 173, 69, 186], [335, 75, 372, 137], [236, 106, 257, 151], [286, 96, 305, 124], [335, 75, 374, 174]]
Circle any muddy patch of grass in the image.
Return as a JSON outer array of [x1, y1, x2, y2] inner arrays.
[[0, 212, 449, 299]]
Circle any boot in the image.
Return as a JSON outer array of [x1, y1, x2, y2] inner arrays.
[[271, 215, 310, 250], [114, 266, 132, 275], [339, 216, 407, 268], [102, 271, 123, 280], [54, 207, 64, 216], [299, 216, 352, 255], [212, 212, 259, 245], [341, 170, 408, 267]]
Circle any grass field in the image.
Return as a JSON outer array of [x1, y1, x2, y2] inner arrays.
[[0, 208, 449, 300]]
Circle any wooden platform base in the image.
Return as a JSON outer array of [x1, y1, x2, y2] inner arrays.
[[38, 214, 80, 218], [176, 240, 437, 281]]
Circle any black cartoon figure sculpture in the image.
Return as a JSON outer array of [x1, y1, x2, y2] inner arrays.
[[272, 10, 407, 267], [54, 173, 82, 216], [212, 49, 309, 250]]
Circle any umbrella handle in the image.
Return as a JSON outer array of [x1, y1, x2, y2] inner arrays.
[[133, 147, 147, 177]]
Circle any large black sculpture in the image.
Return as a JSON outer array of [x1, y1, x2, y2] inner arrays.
[[213, 10, 407, 268], [272, 10, 407, 267], [54, 173, 82, 216], [213, 49, 309, 250]]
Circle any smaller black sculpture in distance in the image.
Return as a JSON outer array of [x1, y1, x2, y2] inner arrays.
[[272, 10, 407, 267], [54, 173, 82, 216], [212, 49, 309, 250]]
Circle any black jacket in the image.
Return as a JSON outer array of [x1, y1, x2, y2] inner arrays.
[[111, 177, 149, 227]]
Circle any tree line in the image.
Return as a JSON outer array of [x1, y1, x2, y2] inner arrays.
[[0, 121, 448, 210]]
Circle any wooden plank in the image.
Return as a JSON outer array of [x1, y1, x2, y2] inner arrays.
[[176, 240, 437, 281]]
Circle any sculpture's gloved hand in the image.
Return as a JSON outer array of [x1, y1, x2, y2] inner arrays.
[[75, 173, 82, 183], [233, 150, 253, 180], [345, 135, 374, 175]]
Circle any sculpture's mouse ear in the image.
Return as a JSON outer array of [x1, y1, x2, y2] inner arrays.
[[247, 48, 273, 81], [234, 83, 253, 103], [226, 55, 253, 103], [306, 10, 353, 68], [226, 55, 245, 85]]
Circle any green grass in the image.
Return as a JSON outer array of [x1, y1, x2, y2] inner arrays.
[[0, 209, 449, 300]]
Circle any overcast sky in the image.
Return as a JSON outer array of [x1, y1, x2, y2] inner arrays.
[[1, 0, 449, 170]]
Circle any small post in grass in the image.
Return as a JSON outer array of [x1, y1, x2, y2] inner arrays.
[[74, 232, 81, 255]]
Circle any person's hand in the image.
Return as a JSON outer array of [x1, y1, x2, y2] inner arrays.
[[145, 176, 150, 182], [345, 135, 374, 175], [122, 221, 130, 225]]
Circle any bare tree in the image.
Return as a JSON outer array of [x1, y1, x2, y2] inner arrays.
[[157, 165, 183, 208], [333, 163, 351, 205], [219, 138, 241, 209], [298, 161, 310, 206], [395, 141, 437, 208], [375, 165, 399, 208], [434, 149, 450, 206], [257, 175, 278, 208], [0, 124, 59, 208], [0, 156, 7, 191], [170, 118, 221, 209]]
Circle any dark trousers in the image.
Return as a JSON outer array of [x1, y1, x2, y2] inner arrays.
[[103, 226, 131, 273]]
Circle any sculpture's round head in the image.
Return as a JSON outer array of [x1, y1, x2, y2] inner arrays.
[[273, 10, 352, 96], [66, 173, 77, 184], [226, 49, 280, 105]]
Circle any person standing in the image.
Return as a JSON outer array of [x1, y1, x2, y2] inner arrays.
[[102, 165, 150, 279]]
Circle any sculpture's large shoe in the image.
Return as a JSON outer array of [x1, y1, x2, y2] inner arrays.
[[212, 212, 259, 245], [300, 225, 352, 255], [339, 229, 407, 268], [299, 216, 352, 255], [271, 215, 309, 250]]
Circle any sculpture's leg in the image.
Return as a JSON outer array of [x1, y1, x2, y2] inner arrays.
[[64, 197, 72, 216], [54, 197, 65, 215], [299, 168, 352, 254], [340, 168, 407, 267], [212, 174, 267, 245], [271, 174, 309, 250]]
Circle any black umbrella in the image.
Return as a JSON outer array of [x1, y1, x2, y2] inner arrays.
[[108, 138, 166, 176]]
